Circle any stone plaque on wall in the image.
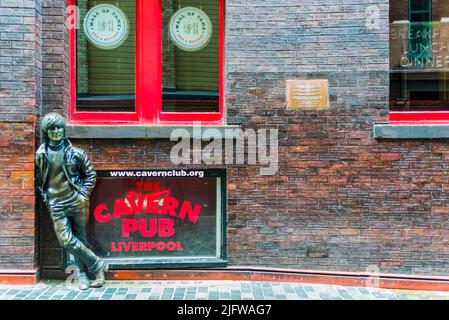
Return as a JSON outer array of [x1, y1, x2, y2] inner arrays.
[[286, 80, 329, 110]]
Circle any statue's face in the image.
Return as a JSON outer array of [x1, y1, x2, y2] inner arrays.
[[47, 125, 65, 145]]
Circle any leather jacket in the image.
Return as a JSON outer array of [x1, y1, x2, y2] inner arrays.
[[35, 138, 97, 206]]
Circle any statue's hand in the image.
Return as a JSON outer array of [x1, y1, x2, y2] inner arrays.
[[42, 194, 50, 207], [38, 187, 50, 207]]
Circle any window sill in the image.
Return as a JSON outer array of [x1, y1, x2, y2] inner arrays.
[[374, 123, 449, 139], [66, 124, 241, 139]]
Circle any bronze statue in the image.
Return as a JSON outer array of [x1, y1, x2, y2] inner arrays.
[[35, 112, 107, 290]]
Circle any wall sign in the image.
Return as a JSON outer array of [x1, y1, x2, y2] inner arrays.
[[79, 169, 226, 268], [83, 4, 129, 50], [169, 7, 213, 51], [286, 80, 329, 110]]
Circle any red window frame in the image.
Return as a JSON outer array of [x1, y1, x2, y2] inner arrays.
[[69, 0, 224, 125], [389, 111, 449, 125]]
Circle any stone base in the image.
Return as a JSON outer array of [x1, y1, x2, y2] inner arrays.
[[0, 269, 39, 285]]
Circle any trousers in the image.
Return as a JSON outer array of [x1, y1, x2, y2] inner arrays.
[[48, 194, 103, 274]]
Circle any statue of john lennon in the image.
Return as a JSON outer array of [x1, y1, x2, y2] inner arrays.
[[35, 112, 107, 290]]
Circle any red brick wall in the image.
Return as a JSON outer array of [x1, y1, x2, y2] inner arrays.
[[390, 0, 407, 22], [0, 0, 41, 272], [0, 123, 36, 269], [433, 0, 449, 20]]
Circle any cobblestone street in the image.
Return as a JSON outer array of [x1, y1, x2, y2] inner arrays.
[[1, 281, 449, 300]]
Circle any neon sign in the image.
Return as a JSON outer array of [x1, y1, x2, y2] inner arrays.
[[84, 171, 225, 264]]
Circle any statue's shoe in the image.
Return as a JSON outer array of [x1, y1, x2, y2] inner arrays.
[[78, 273, 90, 291], [90, 261, 108, 288]]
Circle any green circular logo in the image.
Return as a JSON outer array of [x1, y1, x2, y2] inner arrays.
[[169, 7, 213, 52], [83, 4, 129, 50]]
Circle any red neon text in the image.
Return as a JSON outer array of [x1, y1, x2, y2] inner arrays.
[[93, 191, 202, 224]]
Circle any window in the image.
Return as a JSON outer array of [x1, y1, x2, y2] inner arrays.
[[79, 169, 227, 267], [69, 0, 224, 125], [408, 0, 432, 60], [390, 0, 449, 123]]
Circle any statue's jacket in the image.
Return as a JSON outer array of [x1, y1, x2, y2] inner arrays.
[[35, 138, 97, 206]]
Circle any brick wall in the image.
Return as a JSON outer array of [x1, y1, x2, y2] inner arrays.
[[390, 0, 407, 22], [0, 0, 42, 272], [41, 0, 68, 117], [224, 0, 449, 275], [224, 0, 389, 270], [35, 0, 449, 277]]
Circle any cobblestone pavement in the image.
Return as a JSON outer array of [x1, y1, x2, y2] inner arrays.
[[1, 281, 449, 300]]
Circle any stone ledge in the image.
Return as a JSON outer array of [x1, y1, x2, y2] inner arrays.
[[67, 125, 241, 139], [374, 123, 449, 139]]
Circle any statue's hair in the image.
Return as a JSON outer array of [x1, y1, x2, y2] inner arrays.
[[41, 112, 66, 140]]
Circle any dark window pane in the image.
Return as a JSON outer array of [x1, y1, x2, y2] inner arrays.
[[76, 0, 135, 112], [409, 24, 432, 58], [162, 0, 219, 113], [390, 72, 449, 111], [410, 13, 431, 22], [410, 0, 431, 12]]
